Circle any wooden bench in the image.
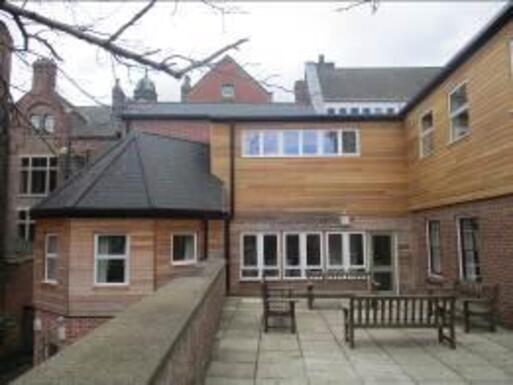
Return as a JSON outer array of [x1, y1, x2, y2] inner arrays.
[[343, 295, 456, 349], [306, 269, 377, 309], [261, 282, 297, 333], [427, 278, 499, 333]]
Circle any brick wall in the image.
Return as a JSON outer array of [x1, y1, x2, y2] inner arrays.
[[412, 194, 513, 326]]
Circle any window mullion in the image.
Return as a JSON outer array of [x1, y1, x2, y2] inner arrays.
[[343, 233, 350, 269]]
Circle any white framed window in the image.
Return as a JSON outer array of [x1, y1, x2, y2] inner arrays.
[[171, 233, 197, 265], [350, 107, 359, 115], [426, 220, 442, 276], [339, 108, 347, 115], [240, 233, 279, 280], [94, 235, 129, 285], [19, 156, 58, 196], [221, 84, 235, 100], [386, 107, 395, 115], [326, 232, 366, 270], [30, 114, 55, 134], [419, 110, 434, 158], [362, 107, 371, 115], [374, 107, 383, 115], [327, 108, 335, 115], [448, 82, 470, 142], [283, 232, 322, 279], [17, 208, 35, 242], [44, 234, 58, 283], [242, 129, 360, 157]]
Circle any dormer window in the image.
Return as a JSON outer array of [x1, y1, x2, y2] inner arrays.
[[221, 84, 235, 101], [30, 113, 55, 134]]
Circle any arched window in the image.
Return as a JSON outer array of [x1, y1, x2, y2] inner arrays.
[[29, 113, 55, 134]]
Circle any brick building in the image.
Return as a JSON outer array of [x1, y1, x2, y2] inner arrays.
[[13, 3, 513, 364], [181, 55, 272, 103]]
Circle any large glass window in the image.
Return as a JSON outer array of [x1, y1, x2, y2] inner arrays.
[[283, 232, 322, 278], [459, 218, 480, 281], [349, 233, 364, 268], [449, 83, 470, 141], [19, 156, 57, 195], [427, 220, 442, 276], [95, 235, 128, 285], [171, 233, 197, 265], [242, 129, 360, 157], [240, 233, 279, 280], [284, 233, 301, 278], [327, 233, 343, 267], [45, 234, 58, 283]]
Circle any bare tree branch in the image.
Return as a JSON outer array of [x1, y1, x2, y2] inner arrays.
[[335, 0, 380, 13], [106, 0, 157, 43], [0, 1, 249, 79]]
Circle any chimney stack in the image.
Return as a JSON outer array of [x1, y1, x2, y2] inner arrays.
[[181, 75, 191, 102], [32, 58, 57, 93], [112, 78, 126, 117]]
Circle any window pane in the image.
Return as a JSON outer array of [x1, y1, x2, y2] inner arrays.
[[31, 170, 47, 194], [21, 158, 29, 167], [422, 132, 434, 158], [32, 157, 47, 167], [262, 131, 279, 155], [302, 131, 318, 155], [428, 221, 441, 275], [241, 270, 258, 278], [328, 233, 343, 266], [19, 171, 28, 194], [243, 235, 257, 267], [342, 131, 357, 154], [327, 108, 335, 115], [350, 107, 359, 115], [97, 259, 125, 283], [46, 257, 58, 281], [362, 107, 371, 115], [285, 234, 300, 267], [349, 234, 364, 266], [375, 107, 383, 114], [49, 169, 57, 192], [44, 115, 55, 133], [322, 131, 338, 154], [50, 157, 58, 167], [306, 234, 321, 267], [28, 224, 35, 242], [244, 132, 260, 156], [18, 210, 26, 221], [387, 107, 395, 115], [17, 224, 26, 240], [98, 236, 126, 256], [30, 115, 41, 130], [46, 235, 58, 254], [451, 110, 469, 139], [450, 85, 468, 113], [460, 218, 480, 281], [221, 84, 234, 99], [173, 235, 195, 262], [263, 235, 278, 267], [283, 131, 300, 155], [339, 108, 347, 115], [421, 112, 433, 132]]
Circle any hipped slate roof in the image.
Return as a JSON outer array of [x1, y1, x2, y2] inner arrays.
[[71, 106, 118, 138], [33, 132, 226, 218], [316, 66, 441, 102]]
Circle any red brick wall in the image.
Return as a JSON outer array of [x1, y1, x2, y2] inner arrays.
[[130, 120, 210, 143], [33, 309, 109, 365], [412, 194, 513, 326], [186, 56, 271, 103]]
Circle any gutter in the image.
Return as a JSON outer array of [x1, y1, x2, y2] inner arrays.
[[224, 122, 236, 294]]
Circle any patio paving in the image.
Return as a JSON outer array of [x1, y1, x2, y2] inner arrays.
[[205, 297, 513, 385]]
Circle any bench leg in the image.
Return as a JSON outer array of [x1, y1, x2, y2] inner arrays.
[[290, 302, 297, 334], [463, 302, 470, 333], [490, 310, 497, 332], [450, 323, 456, 349], [307, 284, 314, 310]]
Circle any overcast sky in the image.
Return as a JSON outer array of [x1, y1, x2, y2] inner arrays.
[[4, 1, 509, 105]]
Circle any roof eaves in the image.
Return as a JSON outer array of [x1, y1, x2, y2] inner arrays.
[[400, 3, 513, 117]]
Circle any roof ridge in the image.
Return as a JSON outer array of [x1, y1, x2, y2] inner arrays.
[[66, 133, 136, 208], [133, 134, 154, 209]]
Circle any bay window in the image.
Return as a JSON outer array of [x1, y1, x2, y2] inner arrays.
[[240, 233, 279, 280], [95, 235, 129, 285]]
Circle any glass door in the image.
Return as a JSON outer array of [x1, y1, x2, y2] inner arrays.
[[369, 233, 395, 292]]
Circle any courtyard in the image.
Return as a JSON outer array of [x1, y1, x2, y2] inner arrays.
[[206, 297, 513, 385]]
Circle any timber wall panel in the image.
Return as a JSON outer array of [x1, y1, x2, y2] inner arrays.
[[406, 21, 513, 211]]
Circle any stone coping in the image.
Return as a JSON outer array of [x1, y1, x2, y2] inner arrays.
[[12, 259, 225, 385]]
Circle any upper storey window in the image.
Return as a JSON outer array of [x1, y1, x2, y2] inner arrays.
[[221, 84, 235, 101], [419, 110, 434, 158], [19, 156, 58, 196], [449, 83, 470, 142], [30, 114, 55, 134], [242, 129, 359, 157]]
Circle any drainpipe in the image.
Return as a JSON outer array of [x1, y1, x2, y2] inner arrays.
[[224, 123, 236, 293]]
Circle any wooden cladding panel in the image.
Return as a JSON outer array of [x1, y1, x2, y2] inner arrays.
[[33, 218, 70, 314], [232, 122, 409, 216], [67, 219, 155, 316], [406, 21, 513, 210]]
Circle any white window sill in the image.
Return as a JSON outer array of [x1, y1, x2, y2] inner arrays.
[[447, 132, 470, 147], [42, 279, 57, 285], [93, 283, 129, 288], [171, 260, 197, 267]]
